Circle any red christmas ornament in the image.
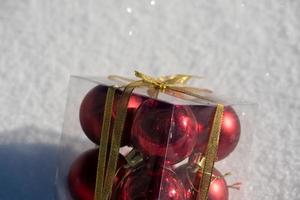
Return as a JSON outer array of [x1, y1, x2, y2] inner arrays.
[[79, 85, 145, 146], [68, 149, 127, 200], [192, 106, 241, 160], [131, 99, 198, 165], [176, 164, 228, 200], [114, 166, 186, 200]]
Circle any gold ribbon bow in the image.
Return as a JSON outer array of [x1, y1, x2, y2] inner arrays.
[[109, 71, 213, 100], [94, 71, 224, 200]]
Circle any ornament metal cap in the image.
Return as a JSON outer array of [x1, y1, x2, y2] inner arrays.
[[125, 149, 144, 168]]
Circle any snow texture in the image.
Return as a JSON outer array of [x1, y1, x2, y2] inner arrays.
[[0, 0, 299, 199]]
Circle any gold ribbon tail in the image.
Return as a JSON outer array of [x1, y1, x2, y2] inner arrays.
[[94, 87, 116, 200], [198, 104, 224, 200], [102, 86, 135, 199]]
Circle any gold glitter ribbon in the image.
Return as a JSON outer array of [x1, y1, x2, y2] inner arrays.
[[94, 87, 116, 199], [94, 71, 223, 200], [198, 104, 224, 200], [94, 86, 134, 200]]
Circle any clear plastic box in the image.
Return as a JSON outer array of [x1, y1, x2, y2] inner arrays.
[[56, 76, 256, 200]]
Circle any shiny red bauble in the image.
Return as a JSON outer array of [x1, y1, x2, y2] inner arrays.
[[192, 106, 241, 161], [131, 99, 198, 165], [176, 164, 228, 200], [114, 166, 186, 200], [79, 85, 145, 146], [68, 149, 127, 200]]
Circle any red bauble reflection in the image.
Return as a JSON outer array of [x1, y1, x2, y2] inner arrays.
[[68, 149, 127, 200], [192, 106, 241, 161], [131, 99, 198, 165], [176, 164, 228, 200], [114, 166, 186, 200], [79, 85, 145, 146]]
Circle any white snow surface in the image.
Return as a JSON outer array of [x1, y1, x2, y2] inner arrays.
[[0, 0, 299, 199]]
